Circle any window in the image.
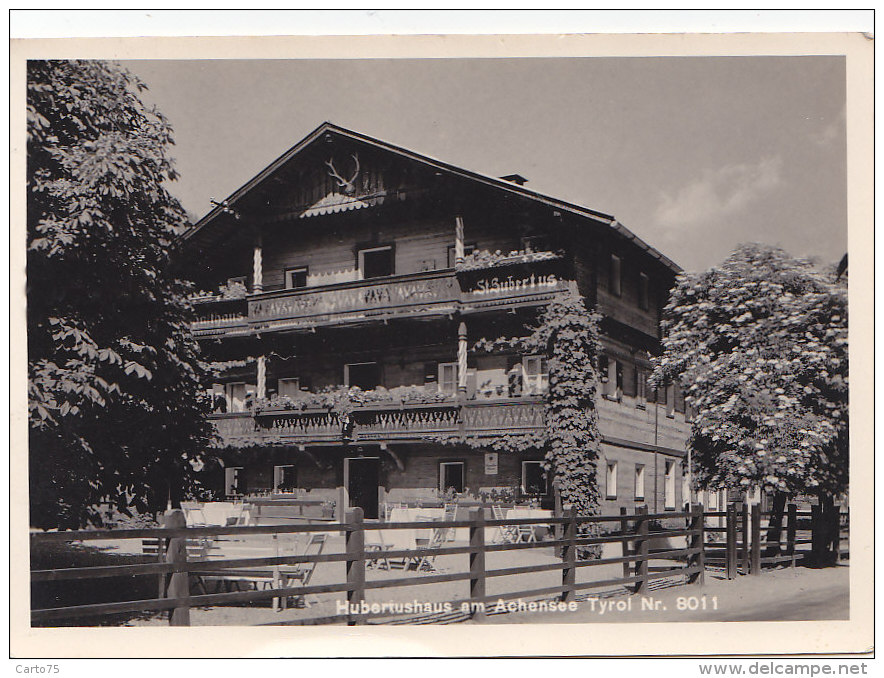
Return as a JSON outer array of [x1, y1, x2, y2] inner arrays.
[[634, 464, 645, 500], [358, 245, 394, 279], [285, 267, 308, 289], [601, 356, 622, 400], [274, 465, 297, 492], [521, 461, 548, 495], [520, 235, 549, 253], [606, 461, 618, 499], [225, 382, 246, 412], [666, 384, 676, 417], [345, 362, 380, 390], [609, 254, 622, 297], [440, 462, 465, 493], [225, 466, 244, 496], [664, 460, 676, 510], [448, 243, 476, 268], [277, 378, 301, 399], [638, 272, 650, 310], [522, 355, 549, 395], [438, 362, 458, 396], [635, 368, 647, 404], [674, 384, 686, 414]]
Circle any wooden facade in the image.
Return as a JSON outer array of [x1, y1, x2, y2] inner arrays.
[[181, 122, 691, 517]]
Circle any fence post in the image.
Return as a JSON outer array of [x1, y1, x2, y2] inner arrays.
[[741, 502, 750, 575], [725, 502, 737, 580], [163, 509, 190, 627], [811, 503, 823, 566], [345, 507, 365, 625], [750, 503, 762, 576], [469, 507, 486, 621], [561, 506, 577, 603], [688, 503, 705, 585], [633, 506, 649, 594], [786, 503, 797, 568], [620, 507, 630, 580]]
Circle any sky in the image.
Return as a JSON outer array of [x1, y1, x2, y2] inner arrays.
[[123, 56, 847, 273]]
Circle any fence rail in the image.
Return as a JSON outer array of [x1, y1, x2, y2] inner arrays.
[[703, 501, 848, 578], [31, 504, 706, 626]]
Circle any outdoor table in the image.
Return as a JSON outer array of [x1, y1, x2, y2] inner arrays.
[[188, 502, 245, 526], [505, 508, 554, 540]]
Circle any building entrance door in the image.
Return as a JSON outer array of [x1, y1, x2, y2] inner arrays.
[[344, 456, 380, 520]]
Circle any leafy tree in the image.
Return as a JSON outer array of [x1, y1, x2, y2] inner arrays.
[[27, 60, 212, 529], [652, 244, 848, 507]]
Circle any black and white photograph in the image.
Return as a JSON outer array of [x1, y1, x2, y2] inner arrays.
[[10, 12, 874, 663]]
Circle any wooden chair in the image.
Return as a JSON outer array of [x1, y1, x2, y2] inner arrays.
[[492, 505, 518, 544], [280, 532, 328, 608], [442, 503, 458, 542], [413, 527, 447, 572], [364, 529, 392, 570], [516, 522, 538, 543]]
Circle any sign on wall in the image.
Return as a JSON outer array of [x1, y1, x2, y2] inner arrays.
[[249, 275, 458, 322], [484, 452, 499, 475]]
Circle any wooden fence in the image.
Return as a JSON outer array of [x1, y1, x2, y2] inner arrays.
[[703, 501, 848, 578], [30, 504, 705, 626]]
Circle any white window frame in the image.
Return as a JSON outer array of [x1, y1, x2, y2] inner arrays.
[[357, 245, 394, 278], [521, 461, 548, 496], [606, 461, 618, 500], [635, 368, 647, 405], [439, 461, 465, 493], [634, 464, 645, 501], [438, 362, 458, 396], [225, 382, 247, 412], [664, 460, 676, 510], [285, 266, 308, 289], [522, 355, 549, 396], [273, 464, 297, 492], [277, 377, 301, 399], [610, 254, 622, 297], [225, 466, 244, 497]]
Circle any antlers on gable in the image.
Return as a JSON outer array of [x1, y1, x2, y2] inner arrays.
[[325, 153, 361, 194]]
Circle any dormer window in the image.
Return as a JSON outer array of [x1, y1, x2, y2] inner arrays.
[[358, 245, 394, 279], [285, 267, 308, 289]]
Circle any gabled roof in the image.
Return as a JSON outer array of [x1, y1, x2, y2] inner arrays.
[[182, 122, 681, 273]]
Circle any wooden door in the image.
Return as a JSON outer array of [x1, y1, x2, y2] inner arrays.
[[345, 457, 380, 520]]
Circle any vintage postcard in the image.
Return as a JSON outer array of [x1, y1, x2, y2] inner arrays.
[[10, 25, 873, 661]]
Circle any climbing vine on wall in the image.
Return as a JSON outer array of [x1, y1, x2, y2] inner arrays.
[[436, 290, 604, 517], [533, 290, 603, 517]]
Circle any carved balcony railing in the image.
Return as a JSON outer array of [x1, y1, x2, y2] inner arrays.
[[208, 397, 546, 448], [192, 258, 571, 336]]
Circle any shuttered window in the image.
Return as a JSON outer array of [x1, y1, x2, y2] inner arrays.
[[438, 363, 458, 395], [522, 355, 548, 395]]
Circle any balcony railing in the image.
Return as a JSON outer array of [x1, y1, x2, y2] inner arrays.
[[193, 256, 569, 335], [208, 397, 546, 447]]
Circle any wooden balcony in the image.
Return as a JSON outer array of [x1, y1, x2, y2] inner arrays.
[[208, 397, 546, 448], [193, 259, 571, 337]]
